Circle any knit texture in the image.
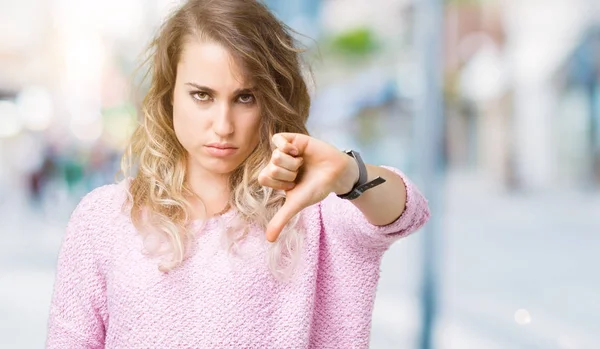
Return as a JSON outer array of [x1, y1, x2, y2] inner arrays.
[[46, 166, 430, 349]]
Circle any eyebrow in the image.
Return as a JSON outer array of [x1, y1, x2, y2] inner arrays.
[[185, 82, 254, 95]]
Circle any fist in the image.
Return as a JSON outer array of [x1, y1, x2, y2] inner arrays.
[[257, 140, 304, 192], [258, 133, 359, 242]]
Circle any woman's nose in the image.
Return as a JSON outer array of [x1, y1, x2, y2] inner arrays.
[[212, 103, 234, 137]]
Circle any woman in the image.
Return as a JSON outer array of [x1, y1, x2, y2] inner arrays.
[[46, 0, 430, 348]]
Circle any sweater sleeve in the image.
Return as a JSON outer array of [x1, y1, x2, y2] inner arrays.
[[46, 188, 109, 348], [319, 166, 430, 250]]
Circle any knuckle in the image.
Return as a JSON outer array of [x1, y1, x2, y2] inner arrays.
[[258, 173, 266, 184], [268, 164, 280, 178], [258, 170, 270, 184], [271, 150, 282, 165]]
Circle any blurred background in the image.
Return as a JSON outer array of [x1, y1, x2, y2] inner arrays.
[[1, 0, 599, 348]]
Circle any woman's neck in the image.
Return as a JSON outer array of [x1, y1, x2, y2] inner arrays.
[[185, 164, 231, 219]]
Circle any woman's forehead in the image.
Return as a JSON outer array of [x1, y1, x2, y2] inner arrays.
[[177, 39, 253, 92]]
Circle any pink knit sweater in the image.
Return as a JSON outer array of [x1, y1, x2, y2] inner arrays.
[[46, 167, 429, 349]]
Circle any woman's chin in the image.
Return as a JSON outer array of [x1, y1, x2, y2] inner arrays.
[[199, 158, 242, 175]]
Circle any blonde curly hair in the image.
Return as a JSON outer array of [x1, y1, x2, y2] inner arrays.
[[120, 0, 312, 279]]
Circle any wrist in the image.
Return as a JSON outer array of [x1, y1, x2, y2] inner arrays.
[[334, 153, 360, 195]]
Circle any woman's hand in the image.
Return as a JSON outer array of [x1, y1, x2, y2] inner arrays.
[[258, 133, 359, 242]]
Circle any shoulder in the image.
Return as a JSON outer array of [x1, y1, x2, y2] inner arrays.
[[63, 179, 132, 261], [69, 179, 131, 233], [75, 180, 129, 215]]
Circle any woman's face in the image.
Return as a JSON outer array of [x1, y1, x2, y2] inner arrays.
[[172, 39, 261, 177]]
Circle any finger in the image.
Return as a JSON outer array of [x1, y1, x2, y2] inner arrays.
[[272, 149, 303, 172], [272, 133, 299, 156], [258, 171, 296, 191], [265, 163, 297, 182], [266, 200, 303, 242], [274, 133, 310, 156]]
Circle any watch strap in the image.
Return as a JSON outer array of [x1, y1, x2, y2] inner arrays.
[[337, 150, 386, 200]]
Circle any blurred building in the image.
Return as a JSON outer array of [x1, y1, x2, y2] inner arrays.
[[444, 0, 600, 191], [555, 26, 600, 187]]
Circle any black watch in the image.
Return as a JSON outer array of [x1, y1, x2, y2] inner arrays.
[[337, 150, 386, 200]]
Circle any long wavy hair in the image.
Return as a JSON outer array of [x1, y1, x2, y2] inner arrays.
[[120, 0, 311, 279]]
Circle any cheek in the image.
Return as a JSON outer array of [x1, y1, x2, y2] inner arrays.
[[173, 95, 203, 147], [172, 104, 188, 147], [243, 112, 262, 145]]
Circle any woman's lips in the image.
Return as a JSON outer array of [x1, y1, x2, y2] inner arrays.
[[204, 145, 238, 157]]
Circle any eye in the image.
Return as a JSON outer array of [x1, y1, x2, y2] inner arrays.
[[191, 91, 211, 102], [237, 94, 255, 104]]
